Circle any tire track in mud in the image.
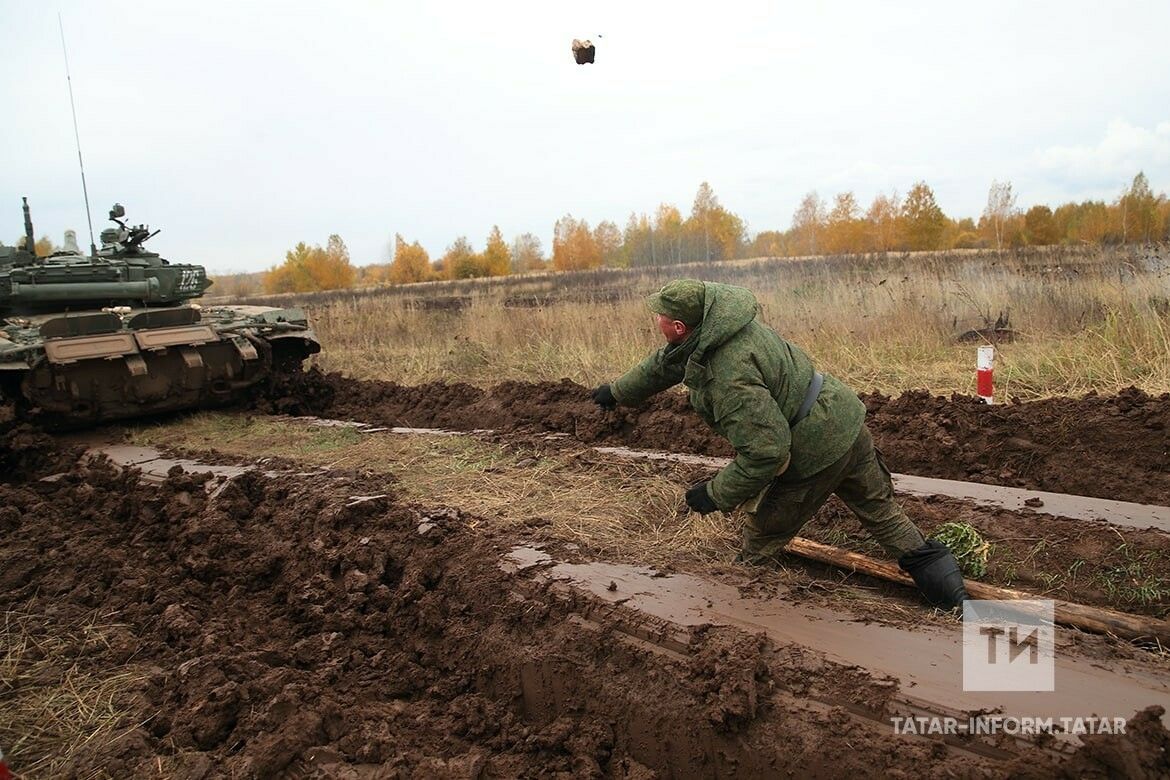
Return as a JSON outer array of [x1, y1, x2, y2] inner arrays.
[[513, 548, 1170, 756], [260, 371, 1170, 506], [590, 444, 1170, 533]]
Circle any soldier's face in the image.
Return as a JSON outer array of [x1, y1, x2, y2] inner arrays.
[[656, 314, 690, 344]]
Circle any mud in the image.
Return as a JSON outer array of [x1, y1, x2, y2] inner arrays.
[[863, 388, 1170, 507], [5, 434, 1170, 776], [0, 443, 978, 777], [85, 427, 1170, 625], [575, 445, 1170, 620], [6, 449, 791, 777], [592, 443, 1170, 532], [528, 550, 1170, 743], [261, 372, 1170, 506], [1043, 705, 1170, 779], [0, 425, 82, 478]]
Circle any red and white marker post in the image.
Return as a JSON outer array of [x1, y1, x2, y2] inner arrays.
[[977, 345, 995, 404]]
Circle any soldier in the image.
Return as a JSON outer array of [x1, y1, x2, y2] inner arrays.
[[591, 279, 968, 609]]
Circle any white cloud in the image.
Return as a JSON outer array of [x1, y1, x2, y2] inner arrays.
[[1037, 119, 1170, 181]]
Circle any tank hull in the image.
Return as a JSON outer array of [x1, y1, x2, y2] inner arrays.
[[0, 303, 319, 427]]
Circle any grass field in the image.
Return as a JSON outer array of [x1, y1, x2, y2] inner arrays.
[[272, 246, 1170, 399]]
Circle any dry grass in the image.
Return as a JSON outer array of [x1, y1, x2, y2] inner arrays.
[[131, 413, 741, 566], [300, 248, 1170, 399], [0, 610, 143, 780]]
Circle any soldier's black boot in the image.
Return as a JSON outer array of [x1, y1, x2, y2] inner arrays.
[[898, 540, 969, 610]]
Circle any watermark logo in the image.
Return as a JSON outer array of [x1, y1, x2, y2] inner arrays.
[[962, 599, 1055, 692], [890, 715, 1126, 737]]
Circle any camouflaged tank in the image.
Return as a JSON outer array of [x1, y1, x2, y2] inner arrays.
[[0, 199, 320, 426]]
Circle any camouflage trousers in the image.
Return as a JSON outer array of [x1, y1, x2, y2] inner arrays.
[[739, 425, 925, 565]]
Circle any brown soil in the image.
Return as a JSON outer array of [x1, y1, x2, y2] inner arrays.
[[5, 439, 1169, 777], [260, 371, 1170, 506], [0, 425, 82, 478], [863, 388, 1170, 506], [1041, 705, 1170, 779], [0, 443, 956, 777]]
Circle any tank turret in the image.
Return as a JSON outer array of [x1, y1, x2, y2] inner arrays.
[[0, 200, 212, 314]]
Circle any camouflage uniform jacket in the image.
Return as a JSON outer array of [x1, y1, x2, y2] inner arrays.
[[610, 282, 866, 509]]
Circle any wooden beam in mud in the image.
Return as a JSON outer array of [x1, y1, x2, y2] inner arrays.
[[786, 537, 1170, 646]]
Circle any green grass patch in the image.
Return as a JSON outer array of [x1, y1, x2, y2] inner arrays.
[[930, 522, 991, 578]]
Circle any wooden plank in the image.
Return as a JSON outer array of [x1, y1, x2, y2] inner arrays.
[[786, 537, 1170, 645]]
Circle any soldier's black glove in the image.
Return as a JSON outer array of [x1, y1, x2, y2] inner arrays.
[[591, 384, 617, 411], [898, 540, 969, 610], [685, 481, 718, 515]]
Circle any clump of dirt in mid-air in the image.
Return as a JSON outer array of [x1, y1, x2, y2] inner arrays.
[[262, 371, 1170, 505]]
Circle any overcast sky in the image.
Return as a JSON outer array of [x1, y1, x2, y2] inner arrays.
[[3, 1, 1169, 274]]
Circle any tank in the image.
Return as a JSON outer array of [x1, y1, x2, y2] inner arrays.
[[0, 198, 320, 426]]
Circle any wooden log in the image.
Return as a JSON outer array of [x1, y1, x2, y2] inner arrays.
[[786, 536, 1170, 646]]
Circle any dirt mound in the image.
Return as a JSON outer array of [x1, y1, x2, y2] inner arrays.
[[1035, 705, 1169, 779], [264, 371, 1170, 505], [863, 388, 1170, 506], [0, 425, 81, 480], [261, 370, 726, 454]]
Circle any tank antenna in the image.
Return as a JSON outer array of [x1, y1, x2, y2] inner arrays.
[[58, 14, 97, 256]]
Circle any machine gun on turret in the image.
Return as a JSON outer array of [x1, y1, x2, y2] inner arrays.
[[98, 203, 161, 258]]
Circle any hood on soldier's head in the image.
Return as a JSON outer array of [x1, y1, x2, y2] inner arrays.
[[647, 279, 705, 326], [692, 282, 760, 359]]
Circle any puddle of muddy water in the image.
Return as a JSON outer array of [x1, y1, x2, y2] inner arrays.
[[95, 444, 253, 482], [501, 545, 552, 573], [505, 546, 1170, 743]]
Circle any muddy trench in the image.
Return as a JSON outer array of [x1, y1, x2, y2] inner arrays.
[[3, 429, 1169, 777], [129, 416, 1170, 622], [0, 432, 980, 778], [259, 372, 1170, 506]]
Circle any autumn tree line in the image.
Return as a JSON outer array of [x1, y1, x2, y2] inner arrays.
[[246, 173, 1170, 295]]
